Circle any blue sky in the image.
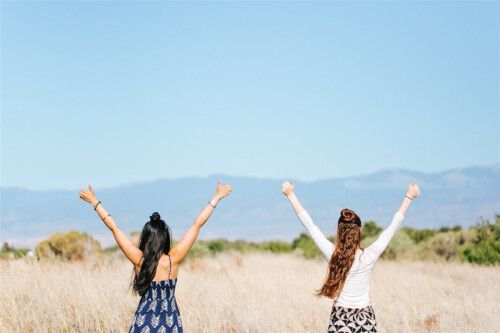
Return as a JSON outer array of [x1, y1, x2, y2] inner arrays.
[[1, 1, 498, 191]]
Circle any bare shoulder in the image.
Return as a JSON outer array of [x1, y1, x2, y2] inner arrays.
[[168, 248, 181, 265], [156, 254, 169, 268]]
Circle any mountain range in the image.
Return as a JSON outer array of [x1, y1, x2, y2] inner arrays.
[[1, 164, 499, 248]]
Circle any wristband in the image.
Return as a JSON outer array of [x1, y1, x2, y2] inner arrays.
[[94, 201, 102, 210], [405, 195, 413, 201], [208, 200, 217, 208]]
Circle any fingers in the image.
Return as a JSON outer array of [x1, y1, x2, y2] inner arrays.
[[88, 184, 94, 193], [218, 180, 221, 187], [218, 183, 231, 194], [281, 180, 294, 195]]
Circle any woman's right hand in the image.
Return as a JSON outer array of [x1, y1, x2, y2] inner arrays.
[[406, 180, 420, 199], [214, 180, 232, 200], [281, 180, 295, 197]]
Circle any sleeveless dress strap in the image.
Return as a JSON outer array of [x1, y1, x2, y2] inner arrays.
[[168, 255, 172, 279]]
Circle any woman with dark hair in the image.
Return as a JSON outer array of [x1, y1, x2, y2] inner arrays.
[[281, 179, 420, 332], [79, 180, 232, 333]]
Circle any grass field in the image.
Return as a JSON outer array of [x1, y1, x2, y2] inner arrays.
[[1, 253, 499, 332]]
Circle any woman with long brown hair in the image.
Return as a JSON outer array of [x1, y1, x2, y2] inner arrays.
[[282, 179, 420, 332]]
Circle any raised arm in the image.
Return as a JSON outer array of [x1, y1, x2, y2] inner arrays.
[[169, 180, 231, 265], [364, 180, 420, 262], [282, 180, 334, 261], [79, 185, 143, 265]]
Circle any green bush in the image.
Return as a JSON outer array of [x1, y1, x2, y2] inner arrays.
[[438, 226, 450, 233], [380, 231, 418, 260], [1, 242, 30, 259], [402, 227, 435, 244], [460, 215, 500, 265], [208, 240, 225, 254], [260, 241, 292, 254], [103, 245, 120, 254], [362, 230, 419, 260], [362, 221, 382, 239], [418, 229, 476, 262], [183, 241, 210, 260], [96, 215, 500, 265], [226, 239, 261, 253], [292, 233, 322, 258], [35, 231, 101, 260], [438, 225, 462, 233]]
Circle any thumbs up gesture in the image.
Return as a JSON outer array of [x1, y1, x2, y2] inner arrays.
[[406, 180, 420, 199], [215, 180, 232, 200], [79, 185, 99, 206], [281, 180, 295, 197]]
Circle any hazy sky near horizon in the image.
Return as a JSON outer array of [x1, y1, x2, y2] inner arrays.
[[2, 1, 499, 190]]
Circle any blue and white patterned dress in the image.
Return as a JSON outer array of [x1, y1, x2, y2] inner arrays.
[[129, 256, 182, 333]]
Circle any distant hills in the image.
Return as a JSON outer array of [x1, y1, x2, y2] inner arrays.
[[1, 165, 499, 248]]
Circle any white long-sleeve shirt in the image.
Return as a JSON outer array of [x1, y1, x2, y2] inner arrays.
[[297, 210, 404, 306]]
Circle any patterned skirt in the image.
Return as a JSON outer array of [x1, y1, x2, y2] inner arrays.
[[328, 305, 377, 333]]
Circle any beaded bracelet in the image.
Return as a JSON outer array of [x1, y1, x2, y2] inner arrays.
[[94, 201, 102, 210]]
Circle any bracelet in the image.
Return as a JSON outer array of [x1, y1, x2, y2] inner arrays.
[[208, 200, 217, 208], [103, 214, 111, 221], [94, 201, 102, 210], [405, 195, 413, 201]]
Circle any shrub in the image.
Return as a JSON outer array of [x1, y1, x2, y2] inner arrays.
[[260, 241, 292, 254], [292, 233, 322, 258], [438, 226, 450, 233], [35, 231, 101, 260], [184, 241, 211, 260], [103, 245, 120, 254], [402, 227, 435, 244], [208, 240, 225, 254], [460, 215, 500, 265], [362, 221, 382, 239], [418, 229, 476, 262], [1, 242, 30, 259], [226, 239, 261, 253], [379, 231, 418, 260]]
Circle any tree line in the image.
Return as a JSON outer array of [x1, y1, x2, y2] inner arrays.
[[2, 214, 498, 265]]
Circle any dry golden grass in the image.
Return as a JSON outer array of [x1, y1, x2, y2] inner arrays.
[[1, 253, 499, 332]]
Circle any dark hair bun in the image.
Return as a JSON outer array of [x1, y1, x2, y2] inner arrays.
[[150, 212, 161, 222], [341, 209, 355, 222]]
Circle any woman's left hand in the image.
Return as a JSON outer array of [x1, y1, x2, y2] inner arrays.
[[79, 185, 98, 206]]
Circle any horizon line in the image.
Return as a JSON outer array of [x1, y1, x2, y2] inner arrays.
[[1, 163, 498, 192]]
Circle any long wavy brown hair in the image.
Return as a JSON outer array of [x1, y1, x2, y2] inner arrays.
[[316, 209, 362, 298]]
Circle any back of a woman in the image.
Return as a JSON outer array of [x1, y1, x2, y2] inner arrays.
[[79, 180, 232, 333], [282, 179, 420, 332]]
